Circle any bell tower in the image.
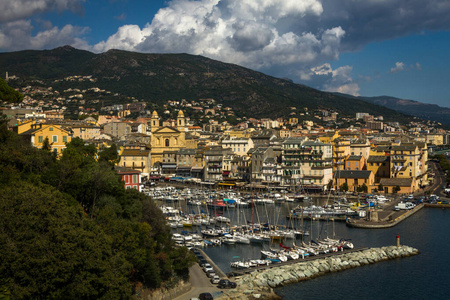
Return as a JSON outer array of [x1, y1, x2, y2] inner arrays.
[[151, 110, 159, 133], [177, 110, 186, 139], [177, 110, 185, 130]]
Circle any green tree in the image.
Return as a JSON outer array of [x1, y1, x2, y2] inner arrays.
[[0, 182, 133, 299], [99, 144, 119, 167], [361, 183, 368, 193], [393, 185, 401, 193], [0, 78, 23, 103], [340, 182, 349, 192], [378, 183, 384, 192]]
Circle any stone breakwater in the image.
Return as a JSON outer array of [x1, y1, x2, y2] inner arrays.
[[218, 245, 419, 300]]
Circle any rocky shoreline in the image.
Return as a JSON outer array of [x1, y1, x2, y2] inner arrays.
[[217, 245, 419, 300]]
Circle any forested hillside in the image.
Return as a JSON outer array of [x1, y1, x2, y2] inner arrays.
[[0, 77, 23, 103], [0, 46, 414, 122], [0, 118, 195, 299]]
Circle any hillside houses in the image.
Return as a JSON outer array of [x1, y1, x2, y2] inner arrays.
[[4, 96, 448, 195]]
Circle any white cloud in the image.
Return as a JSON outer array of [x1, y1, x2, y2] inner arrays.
[[389, 62, 406, 73], [93, 0, 342, 73], [389, 61, 422, 74], [0, 0, 448, 97], [307, 63, 360, 96], [0, 0, 85, 23], [0, 20, 89, 51]]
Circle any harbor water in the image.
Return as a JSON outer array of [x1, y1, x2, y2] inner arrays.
[[199, 206, 450, 299]]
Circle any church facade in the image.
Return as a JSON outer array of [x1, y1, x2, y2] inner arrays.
[[150, 110, 186, 166]]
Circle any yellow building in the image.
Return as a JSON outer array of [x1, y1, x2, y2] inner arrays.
[[333, 138, 350, 171], [69, 124, 101, 141], [19, 122, 71, 156], [150, 110, 186, 165], [391, 143, 428, 190], [426, 134, 444, 146], [13, 119, 35, 134], [318, 131, 340, 144], [118, 145, 151, 176], [366, 155, 390, 183]]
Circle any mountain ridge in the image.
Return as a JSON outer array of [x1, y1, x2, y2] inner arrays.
[[335, 92, 450, 126], [0, 46, 416, 123]]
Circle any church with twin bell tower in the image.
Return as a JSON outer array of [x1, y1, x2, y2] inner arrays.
[[150, 110, 186, 166]]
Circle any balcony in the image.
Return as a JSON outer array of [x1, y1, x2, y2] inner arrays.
[[311, 163, 333, 169], [391, 156, 407, 162], [303, 174, 324, 179]]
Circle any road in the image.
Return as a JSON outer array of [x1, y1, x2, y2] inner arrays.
[[173, 264, 223, 300]]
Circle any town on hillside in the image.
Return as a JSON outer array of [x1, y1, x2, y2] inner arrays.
[[1, 74, 449, 195]]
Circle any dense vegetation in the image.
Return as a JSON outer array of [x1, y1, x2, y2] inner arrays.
[[0, 46, 414, 122], [0, 117, 195, 299], [0, 77, 23, 103]]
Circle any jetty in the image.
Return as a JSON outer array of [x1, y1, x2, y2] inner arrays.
[[217, 245, 419, 300], [230, 247, 368, 277], [196, 248, 227, 278], [346, 203, 424, 229]]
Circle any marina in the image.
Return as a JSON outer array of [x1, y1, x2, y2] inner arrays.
[[149, 182, 450, 299]]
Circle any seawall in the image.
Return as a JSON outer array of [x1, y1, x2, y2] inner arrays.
[[346, 203, 424, 229], [217, 245, 419, 300]]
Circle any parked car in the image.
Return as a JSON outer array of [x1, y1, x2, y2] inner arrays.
[[218, 279, 237, 289], [207, 272, 216, 278], [210, 275, 220, 284], [203, 264, 214, 273], [198, 292, 213, 300], [394, 202, 415, 211]]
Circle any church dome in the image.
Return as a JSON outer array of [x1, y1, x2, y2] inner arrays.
[[177, 110, 184, 117]]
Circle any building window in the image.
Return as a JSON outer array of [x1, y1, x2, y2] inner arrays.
[[52, 148, 58, 154], [165, 139, 170, 147], [49, 127, 53, 131], [132, 175, 138, 184], [63, 136, 67, 143], [52, 135, 57, 143], [38, 136, 43, 143]]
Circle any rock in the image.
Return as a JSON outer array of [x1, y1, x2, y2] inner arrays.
[[359, 258, 369, 265], [219, 245, 419, 300]]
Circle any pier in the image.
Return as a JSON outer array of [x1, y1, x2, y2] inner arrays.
[[229, 247, 368, 277], [346, 203, 425, 228], [196, 248, 227, 278]]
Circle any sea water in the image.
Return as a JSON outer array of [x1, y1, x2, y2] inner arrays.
[[202, 207, 450, 299]]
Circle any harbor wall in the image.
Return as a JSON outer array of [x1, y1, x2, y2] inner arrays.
[[217, 245, 419, 300], [346, 203, 424, 229]]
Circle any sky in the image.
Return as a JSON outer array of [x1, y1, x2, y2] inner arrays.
[[0, 0, 449, 108]]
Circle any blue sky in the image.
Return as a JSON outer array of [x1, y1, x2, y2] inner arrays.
[[1, 0, 449, 108]]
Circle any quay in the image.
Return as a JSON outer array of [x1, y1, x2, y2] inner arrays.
[[229, 247, 368, 277], [196, 248, 227, 278], [346, 203, 424, 229], [424, 203, 450, 209]]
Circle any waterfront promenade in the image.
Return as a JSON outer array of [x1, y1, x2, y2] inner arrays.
[[346, 160, 449, 228]]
